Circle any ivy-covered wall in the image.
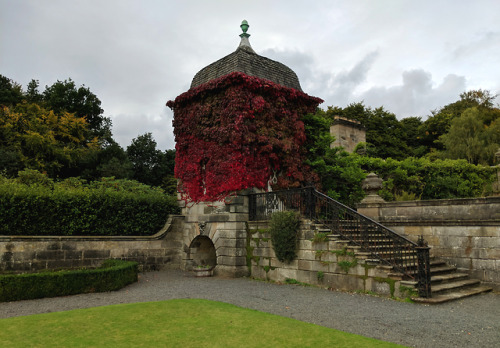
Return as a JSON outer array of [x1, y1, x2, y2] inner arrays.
[[167, 72, 322, 203]]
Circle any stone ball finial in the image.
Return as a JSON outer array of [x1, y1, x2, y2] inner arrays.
[[240, 20, 249, 33]]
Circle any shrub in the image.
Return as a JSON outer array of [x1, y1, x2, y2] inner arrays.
[[0, 259, 138, 302], [0, 173, 179, 236], [323, 154, 496, 204], [269, 211, 300, 263]]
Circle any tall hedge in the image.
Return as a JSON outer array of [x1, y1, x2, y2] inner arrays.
[[0, 174, 179, 236]]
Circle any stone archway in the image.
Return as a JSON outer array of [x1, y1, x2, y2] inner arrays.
[[187, 235, 217, 269]]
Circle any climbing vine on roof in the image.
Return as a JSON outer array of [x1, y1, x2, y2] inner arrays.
[[167, 72, 322, 203]]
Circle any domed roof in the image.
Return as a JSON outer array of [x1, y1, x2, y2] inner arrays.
[[190, 21, 303, 91]]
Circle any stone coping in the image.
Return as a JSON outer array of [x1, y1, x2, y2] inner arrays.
[[380, 219, 500, 226], [0, 215, 184, 242], [357, 196, 500, 208]]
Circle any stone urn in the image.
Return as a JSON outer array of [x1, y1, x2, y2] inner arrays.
[[360, 173, 385, 203], [492, 148, 500, 195]]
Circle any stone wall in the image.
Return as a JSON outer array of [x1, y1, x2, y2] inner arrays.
[[357, 197, 500, 290], [178, 193, 250, 277], [0, 216, 185, 272], [247, 220, 411, 298]]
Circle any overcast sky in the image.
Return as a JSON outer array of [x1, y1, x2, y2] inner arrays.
[[1, 0, 500, 150]]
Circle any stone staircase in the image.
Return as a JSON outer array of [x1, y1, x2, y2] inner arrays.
[[315, 224, 492, 304], [407, 259, 492, 304]]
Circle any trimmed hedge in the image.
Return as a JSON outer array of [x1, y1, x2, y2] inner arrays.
[[0, 174, 179, 236], [0, 259, 138, 302]]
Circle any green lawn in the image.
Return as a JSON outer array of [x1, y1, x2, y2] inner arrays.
[[0, 299, 405, 347]]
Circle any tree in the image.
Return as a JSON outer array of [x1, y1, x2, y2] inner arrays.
[[419, 89, 499, 153], [25, 79, 43, 104], [302, 108, 365, 206], [399, 116, 426, 157], [42, 79, 108, 136], [440, 107, 500, 165], [0, 103, 99, 177], [94, 141, 133, 179], [126, 133, 175, 187], [0, 75, 23, 107]]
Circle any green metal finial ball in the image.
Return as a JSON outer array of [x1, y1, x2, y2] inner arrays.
[[240, 20, 249, 33]]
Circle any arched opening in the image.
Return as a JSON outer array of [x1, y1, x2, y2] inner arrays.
[[188, 235, 217, 268]]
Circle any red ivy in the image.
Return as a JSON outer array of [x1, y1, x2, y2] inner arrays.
[[167, 72, 322, 202]]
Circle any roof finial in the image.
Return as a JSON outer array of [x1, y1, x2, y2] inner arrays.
[[240, 20, 250, 37], [238, 20, 254, 52]]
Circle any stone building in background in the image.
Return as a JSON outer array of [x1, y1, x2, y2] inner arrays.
[[330, 116, 366, 152]]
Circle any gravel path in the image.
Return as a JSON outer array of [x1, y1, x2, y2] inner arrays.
[[1, 270, 498, 347]]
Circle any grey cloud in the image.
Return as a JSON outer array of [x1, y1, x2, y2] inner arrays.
[[453, 31, 500, 60], [110, 108, 175, 151], [359, 70, 466, 117], [323, 51, 379, 105], [232, 48, 467, 119]]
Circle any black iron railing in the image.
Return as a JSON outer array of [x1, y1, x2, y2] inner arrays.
[[248, 187, 432, 297]]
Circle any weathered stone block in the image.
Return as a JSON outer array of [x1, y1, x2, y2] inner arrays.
[[366, 265, 391, 278], [472, 259, 496, 270], [298, 259, 313, 271], [218, 238, 246, 248], [366, 278, 391, 296], [163, 240, 183, 249], [11, 262, 32, 272], [12, 251, 35, 261], [297, 249, 316, 261], [276, 268, 298, 282], [217, 247, 245, 257], [252, 247, 270, 258], [46, 242, 62, 250], [217, 255, 247, 267], [312, 241, 328, 251], [47, 260, 72, 269], [212, 226, 247, 238], [251, 266, 267, 280], [36, 250, 65, 260], [298, 240, 312, 250], [296, 269, 316, 284], [31, 260, 47, 270], [479, 248, 500, 259], [84, 249, 110, 259], [146, 249, 166, 257], [64, 250, 83, 260], [311, 260, 329, 272]]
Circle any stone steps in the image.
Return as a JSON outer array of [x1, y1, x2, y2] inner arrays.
[[312, 224, 493, 304], [412, 286, 492, 304]]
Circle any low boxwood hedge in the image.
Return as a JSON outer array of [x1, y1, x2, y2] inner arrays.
[[0, 259, 138, 302]]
